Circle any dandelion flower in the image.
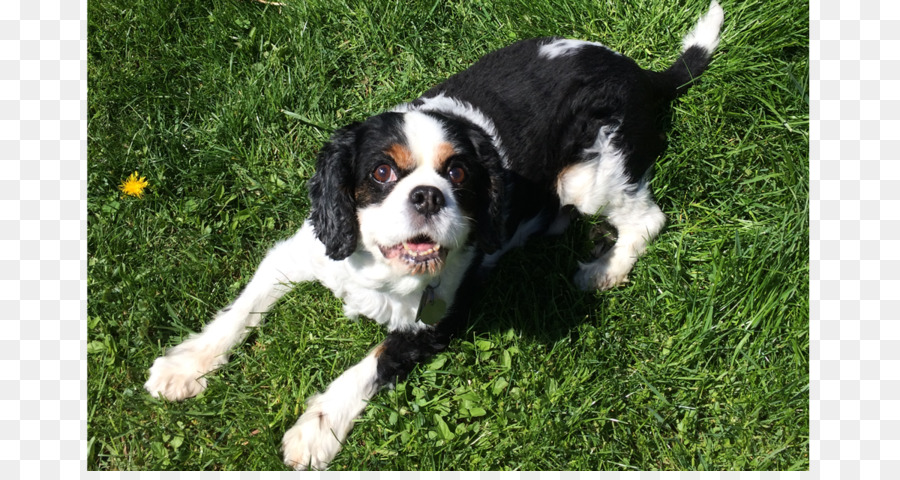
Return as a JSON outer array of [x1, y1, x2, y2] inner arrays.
[[119, 171, 149, 198]]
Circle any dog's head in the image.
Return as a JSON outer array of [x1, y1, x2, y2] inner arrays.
[[308, 111, 505, 276]]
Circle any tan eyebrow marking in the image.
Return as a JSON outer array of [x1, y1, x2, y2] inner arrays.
[[384, 144, 415, 171], [433, 142, 457, 170]]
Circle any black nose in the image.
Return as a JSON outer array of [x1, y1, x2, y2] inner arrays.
[[409, 186, 445, 216]]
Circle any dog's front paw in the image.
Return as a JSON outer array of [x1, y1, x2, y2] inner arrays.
[[144, 346, 218, 401], [575, 256, 632, 291], [282, 395, 347, 471]]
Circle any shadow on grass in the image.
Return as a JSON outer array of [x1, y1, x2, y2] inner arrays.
[[462, 216, 618, 344]]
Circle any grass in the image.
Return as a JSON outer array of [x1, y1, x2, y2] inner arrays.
[[87, 0, 808, 471]]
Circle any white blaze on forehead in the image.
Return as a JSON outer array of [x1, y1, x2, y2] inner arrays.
[[393, 94, 509, 168], [402, 111, 450, 169]]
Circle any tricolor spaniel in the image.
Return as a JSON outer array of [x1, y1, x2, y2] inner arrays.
[[146, 1, 724, 470]]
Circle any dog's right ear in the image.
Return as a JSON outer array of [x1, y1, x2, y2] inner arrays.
[[308, 123, 362, 261]]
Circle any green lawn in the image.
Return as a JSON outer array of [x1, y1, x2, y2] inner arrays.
[[87, 0, 809, 471]]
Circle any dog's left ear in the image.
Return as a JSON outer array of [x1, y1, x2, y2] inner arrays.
[[468, 128, 507, 254], [308, 123, 362, 260]]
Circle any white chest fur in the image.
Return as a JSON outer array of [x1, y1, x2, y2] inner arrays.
[[295, 221, 474, 332]]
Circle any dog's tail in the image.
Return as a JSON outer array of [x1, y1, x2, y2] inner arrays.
[[660, 1, 724, 98]]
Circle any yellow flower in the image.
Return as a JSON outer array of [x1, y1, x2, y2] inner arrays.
[[119, 171, 149, 198]]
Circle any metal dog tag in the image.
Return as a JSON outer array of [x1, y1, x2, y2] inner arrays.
[[416, 285, 447, 326]]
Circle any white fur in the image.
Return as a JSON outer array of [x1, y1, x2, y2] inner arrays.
[[538, 39, 607, 59], [352, 113, 475, 321], [146, 216, 476, 466], [682, 1, 725, 54], [556, 124, 630, 215], [145, 111, 481, 469], [146, 108, 480, 401], [396, 94, 510, 168], [556, 125, 666, 290], [148, 3, 722, 464], [572, 195, 666, 290], [282, 351, 380, 470], [357, 168, 468, 258], [145, 228, 317, 400], [402, 111, 450, 167], [145, 206, 476, 400]]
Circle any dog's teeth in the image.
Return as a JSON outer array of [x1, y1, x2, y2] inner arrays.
[[402, 242, 440, 257], [405, 247, 432, 256]]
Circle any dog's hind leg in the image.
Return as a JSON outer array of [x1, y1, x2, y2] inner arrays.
[[145, 223, 319, 401], [556, 127, 666, 291], [572, 182, 666, 290]]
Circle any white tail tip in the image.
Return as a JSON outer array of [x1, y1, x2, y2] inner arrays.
[[682, 1, 725, 53]]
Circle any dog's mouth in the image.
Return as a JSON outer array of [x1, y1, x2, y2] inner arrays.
[[379, 234, 448, 275]]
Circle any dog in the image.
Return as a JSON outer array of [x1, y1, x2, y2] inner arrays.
[[145, 1, 724, 470]]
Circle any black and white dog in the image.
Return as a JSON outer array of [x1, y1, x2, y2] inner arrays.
[[146, 1, 724, 470]]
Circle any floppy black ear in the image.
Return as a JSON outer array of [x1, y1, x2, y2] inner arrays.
[[308, 123, 362, 260], [468, 128, 507, 254]]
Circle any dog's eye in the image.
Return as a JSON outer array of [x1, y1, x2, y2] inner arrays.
[[448, 166, 467, 184], [372, 164, 397, 183]]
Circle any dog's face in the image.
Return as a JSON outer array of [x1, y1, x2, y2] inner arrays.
[[308, 111, 505, 276]]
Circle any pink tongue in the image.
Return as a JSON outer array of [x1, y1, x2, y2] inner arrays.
[[404, 241, 436, 252]]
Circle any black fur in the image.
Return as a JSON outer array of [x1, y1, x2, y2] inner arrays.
[[417, 37, 714, 209], [375, 254, 483, 385], [663, 45, 717, 97], [308, 114, 410, 260], [462, 121, 508, 254], [424, 112, 508, 254], [371, 37, 716, 387], [307, 124, 362, 260], [319, 33, 717, 402]]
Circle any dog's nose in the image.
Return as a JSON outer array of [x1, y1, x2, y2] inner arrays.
[[409, 186, 445, 217]]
